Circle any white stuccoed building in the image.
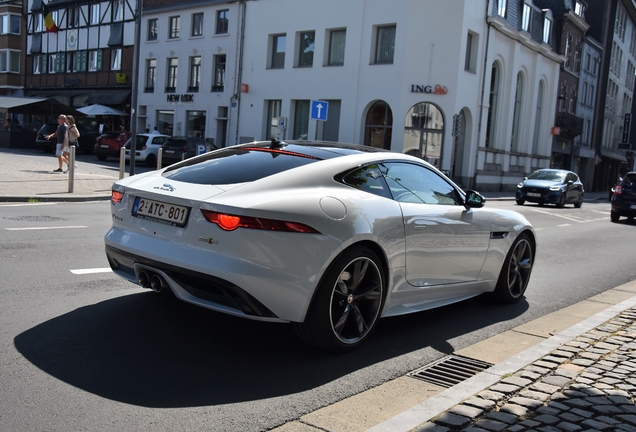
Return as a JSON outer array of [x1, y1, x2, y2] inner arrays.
[[236, 0, 563, 191]]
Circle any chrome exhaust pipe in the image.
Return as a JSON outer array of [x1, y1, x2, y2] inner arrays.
[[138, 271, 151, 288], [150, 274, 164, 293]]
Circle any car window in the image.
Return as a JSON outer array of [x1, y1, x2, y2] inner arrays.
[[383, 162, 462, 205], [623, 174, 636, 187], [151, 137, 168, 144], [341, 164, 392, 199]]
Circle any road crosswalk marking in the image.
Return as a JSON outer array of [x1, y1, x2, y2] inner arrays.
[[70, 268, 112, 274]]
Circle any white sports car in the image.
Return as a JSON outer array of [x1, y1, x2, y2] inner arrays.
[[105, 140, 535, 352]]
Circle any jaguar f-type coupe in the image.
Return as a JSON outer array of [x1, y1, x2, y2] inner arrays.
[[105, 140, 536, 352]]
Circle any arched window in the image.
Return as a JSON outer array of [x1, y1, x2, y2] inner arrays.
[[403, 102, 444, 168], [511, 72, 524, 152], [364, 101, 393, 149], [485, 62, 500, 148], [533, 81, 544, 155]]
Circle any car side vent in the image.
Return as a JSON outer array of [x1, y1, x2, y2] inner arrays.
[[491, 231, 509, 239], [408, 355, 493, 388]]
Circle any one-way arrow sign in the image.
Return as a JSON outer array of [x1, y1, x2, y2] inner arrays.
[[310, 100, 328, 121]]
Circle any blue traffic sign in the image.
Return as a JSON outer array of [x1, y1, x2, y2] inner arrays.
[[310, 100, 329, 121]]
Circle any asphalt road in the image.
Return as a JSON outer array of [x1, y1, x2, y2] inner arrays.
[[0, 199, 634, 431]]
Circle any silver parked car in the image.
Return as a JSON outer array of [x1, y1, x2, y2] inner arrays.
[[124, 133, 170, 167], [106, 140, 536, 352]]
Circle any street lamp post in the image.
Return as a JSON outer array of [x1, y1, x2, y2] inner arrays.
[[129, 0, 142, 176]]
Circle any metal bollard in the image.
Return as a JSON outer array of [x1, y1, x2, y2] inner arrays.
[[157, 148, 162, 170], [67, 146, 75, 193], [119, 146, 126, 179]]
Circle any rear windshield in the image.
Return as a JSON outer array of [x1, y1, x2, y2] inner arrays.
[[163, 139, 187, 148], [623, 173, 636, 187], [162, 142, 370, 185]]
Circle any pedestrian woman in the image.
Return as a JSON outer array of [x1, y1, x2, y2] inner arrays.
[[64, 115, 80, 173]]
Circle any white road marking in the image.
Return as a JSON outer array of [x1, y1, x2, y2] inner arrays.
[[5, 226, 88, 231], [530, 208, 607, 223], [70, 268, 113, 275], [0, 202, 58, 207], [557, 224, 571, 227]]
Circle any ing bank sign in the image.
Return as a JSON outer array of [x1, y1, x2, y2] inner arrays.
[[410, 84, 448, 95]]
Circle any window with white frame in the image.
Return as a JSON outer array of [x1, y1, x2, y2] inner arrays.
[[511, 72, 524, 152], [112, 0, 124, 22], [0, 50, 19, 73], [327, 29, 345, 66], [216, 9, 229, 34], [67, 6, 80, 28], [169, 16, 180, 39], [270, 34, 286, 69], [0, 14, 20, 35], [532, 81, 544, 154], [189, 56, 201, 91], [66, 52, 76, 72], [145, 59, 156, 92], [88, 50, 101, 71], [33, 55, 42, 74], [543, 16, 552, 44], [90, 4, 100, 25], [464, 31, 478, 73], [374, 25, 396, 64], [522, 3, 531, 31], [266, 100, 282, 140], [111, 48, 122, 70], [192, 13, 203, 37], [34, 13, 43, 32], [485, 62, 500, 148], [610, 42, 623, 78], [212, 54, 225, 91], [497, 0, 507, 17], [298, 31, 315, 67], [631, 28, 636, 58], [166, 58, 178, 92], [616, 2, 627, 41], [627, 61, 636, 91], [147, 19, 158, 41], [575, 1, 585, 17], [48, 53, 60, 73]]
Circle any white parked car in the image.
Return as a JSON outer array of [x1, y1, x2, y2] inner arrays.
[[106, 140, 536, 352], [124, 133, 170, 167]]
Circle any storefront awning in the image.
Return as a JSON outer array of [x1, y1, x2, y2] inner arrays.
[[85, 91, 130, 106], [599, 146, 627, 162], [0, 96, 84, 117]]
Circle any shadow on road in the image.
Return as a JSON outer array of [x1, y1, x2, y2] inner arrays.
[[15, 290, 528, 408]]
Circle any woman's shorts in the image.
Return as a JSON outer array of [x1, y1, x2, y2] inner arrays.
[[63, 145, 70, 153], [55, 144, 63, 156]]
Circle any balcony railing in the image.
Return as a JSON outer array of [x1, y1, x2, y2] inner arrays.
[[555, 112, 583, 140]]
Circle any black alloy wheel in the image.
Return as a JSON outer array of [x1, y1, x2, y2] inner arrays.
[[293, 247, 385, 352], [494, 233, 534, 303]]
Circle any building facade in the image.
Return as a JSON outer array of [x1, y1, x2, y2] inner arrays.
[[25, 0, 137, 129], [586, 0, 636, 191], [135, 0, 240, 146]]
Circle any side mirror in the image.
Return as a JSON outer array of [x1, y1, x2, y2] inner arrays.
[[465, 190, 486, 208]]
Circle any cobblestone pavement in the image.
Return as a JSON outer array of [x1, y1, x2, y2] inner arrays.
[[415, 307, 636, 432]]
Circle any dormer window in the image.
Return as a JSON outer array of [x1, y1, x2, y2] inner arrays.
[[575, 1, 585, 17], [497, 0, 507, 17], [543, 10, 553, 44]]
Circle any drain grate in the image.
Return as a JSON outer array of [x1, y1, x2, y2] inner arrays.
[[409, 355, 493, 388]]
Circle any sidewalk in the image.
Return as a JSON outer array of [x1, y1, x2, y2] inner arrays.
[[0, 147, 609, 203], [0, 147, 122, 202]]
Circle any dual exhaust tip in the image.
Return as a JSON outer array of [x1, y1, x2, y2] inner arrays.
[[138, 270, 166, 293]]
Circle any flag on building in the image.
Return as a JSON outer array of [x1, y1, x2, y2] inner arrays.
[[44, 4, 57, 33]]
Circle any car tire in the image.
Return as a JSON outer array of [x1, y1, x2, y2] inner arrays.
[[493, 233, 534, 304], [292, 246, 385, 352], [96, 154, 107, 161], [611, 210, 620, 222], [574, 195, 583, 208], [145, 154, 157, 167], [556, 193, 566, 208], [516, 200, 524, 206]]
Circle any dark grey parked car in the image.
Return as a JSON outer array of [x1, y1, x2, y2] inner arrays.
[[160, 137, 218, 166], [515, 169, 584, 208], [35, 122, 99, 154], [611, 172, 636, 222]]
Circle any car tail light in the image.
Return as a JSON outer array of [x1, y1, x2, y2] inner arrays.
[[200, 210, 320, 233], [142, 145, 147, 150], [615, 185, 623, 195], [111, 190, 125, 204]]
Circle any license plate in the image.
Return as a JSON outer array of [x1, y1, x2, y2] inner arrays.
[[132, 197, 190, 227], [100, 144, 109, 148], [164, 150, 175, 154], [527, 192, 541, 197]]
